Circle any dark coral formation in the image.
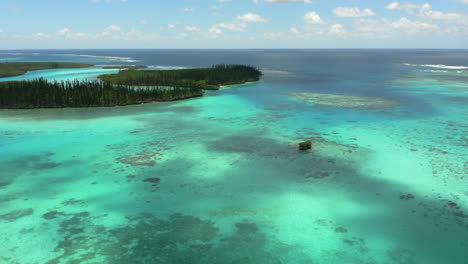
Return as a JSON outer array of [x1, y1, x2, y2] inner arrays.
[[335, 227, 348, 233], [41, 212, 305, 264], [400, 194, 415, 200], [307, 171, 330, 179], [0, 208, 34, 222], [235, 221, 259, 234], [14, 152, 60, 170], [143, 178, 160, 183], [42, 211, 67, 220]]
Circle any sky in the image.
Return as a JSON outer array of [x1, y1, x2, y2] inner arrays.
[[0, 0, 467, 49]]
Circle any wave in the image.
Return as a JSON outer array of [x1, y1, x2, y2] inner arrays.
[[404, 63, 468, 70], [147, 65, 187, 70], [261, 69, 293, 75], [58, 54, 141, 63], [417, 70, 448, 73]]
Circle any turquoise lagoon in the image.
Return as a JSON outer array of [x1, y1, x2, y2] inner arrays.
[[0, 50, 467, 264]]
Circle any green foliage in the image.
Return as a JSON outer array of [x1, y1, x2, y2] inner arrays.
[[0, 62, 93, 78], [299, 140, 312, 151], [0, 78, 203, 109], [98, 64, 262, 90]]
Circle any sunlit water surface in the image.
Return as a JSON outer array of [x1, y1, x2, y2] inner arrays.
[[0, 50, 467, 264]]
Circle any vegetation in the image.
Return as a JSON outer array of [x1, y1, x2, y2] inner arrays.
[[0, 78, 203, 109], [0, 64, 262, 109], [0, 62, 93, 78], [299, 140, 312, 151], [98, 64, 262, 90]]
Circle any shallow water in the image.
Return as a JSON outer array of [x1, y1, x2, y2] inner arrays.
[[0, 50, 467, 264]]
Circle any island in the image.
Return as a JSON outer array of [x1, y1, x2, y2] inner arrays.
[[0, 62, 94, 78], [0, 64, 262, 109], [98, 64, 262, 90]]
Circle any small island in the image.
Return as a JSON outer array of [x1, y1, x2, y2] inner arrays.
[[0, 62, 94, 78], [98, 64, 262, 90], [0, 64, 262, 109]]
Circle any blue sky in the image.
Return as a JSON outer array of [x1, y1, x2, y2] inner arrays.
[[0, 0, 467, 49]]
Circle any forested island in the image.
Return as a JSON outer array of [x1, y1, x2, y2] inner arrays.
[[98, 64, 262, 90], [0, 62, 93, 78], [0, 64, 262, 109]]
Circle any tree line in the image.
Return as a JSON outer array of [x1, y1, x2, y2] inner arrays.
[[98, 64, 262, 90], [0, 64, 262, 109], [0, 78, 203, 109]]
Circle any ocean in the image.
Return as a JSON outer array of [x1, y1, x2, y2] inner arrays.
[[0, 49, 467, 263]]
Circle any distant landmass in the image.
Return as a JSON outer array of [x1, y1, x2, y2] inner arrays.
[[0, 62, 93, 78], [98, 64, 262, 90]]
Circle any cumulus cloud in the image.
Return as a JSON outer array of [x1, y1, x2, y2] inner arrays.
[[208, 27, 222, 34], [333, 7, 376, 17], [385, 2, 420, 14], [236, 13, 268, 23], [214, 23, 247, 32], [329, 24, 345, 35], [354, 17, 438, 36], [304, 12, 325, 24], [58, 28, 70, 34], [106, 25, 121, 31], [290, 27, 300, 34], [419, 3, 467, 24], [185, 26, 200, 32]]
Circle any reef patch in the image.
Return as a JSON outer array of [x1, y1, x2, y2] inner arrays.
[[289, 92, 397, 109], [117, 152, 159, 166], [0, 208, 34, 222]]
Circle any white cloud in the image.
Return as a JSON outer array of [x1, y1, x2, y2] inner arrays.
[[237, 13, 268, 23], [58, 28, 70, 34], [385, 2, 420, 14], [185, 26, 200, 32], [290, 26, 300, 34], [419, 3, 466, 24], [329, 24, 345, 35], [209, 27, 222, 34], [304, 12, 325, 24], [354, 17, 438, 36], [181, 8, 194, 12], [106, 25, 121, 31], [333, 7, 376, 17], [459, 0, 468, 3], [214, 23, 247, 32]]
